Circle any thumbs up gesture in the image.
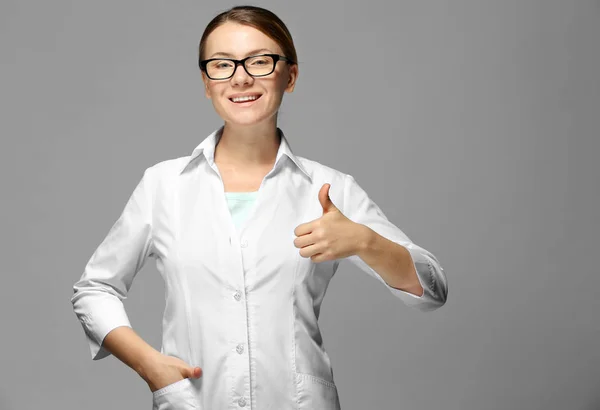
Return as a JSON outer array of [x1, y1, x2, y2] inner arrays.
[[293, 183, 368, 263]]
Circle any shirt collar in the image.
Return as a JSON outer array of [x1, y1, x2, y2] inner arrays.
[[179, 127, 311, 182]]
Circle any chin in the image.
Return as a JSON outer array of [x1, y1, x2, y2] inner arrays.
[[222, 110, 276, 127]]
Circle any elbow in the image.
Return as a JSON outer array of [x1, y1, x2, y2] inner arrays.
[[70, 278, 126, 318]]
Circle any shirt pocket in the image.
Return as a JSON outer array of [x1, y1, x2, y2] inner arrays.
[[152, 378, 201, 410], [295, 372, 340, 410]]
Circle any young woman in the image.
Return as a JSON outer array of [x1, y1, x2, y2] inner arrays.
[[71, 5, 448, 410]]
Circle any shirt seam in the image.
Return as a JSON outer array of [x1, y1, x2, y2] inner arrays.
[[428, 258, 435, 293], [145, 166, 156, 258], [291, 251, 300, 410], [170, 167, 195, 364], [291, 180, 317, 409]]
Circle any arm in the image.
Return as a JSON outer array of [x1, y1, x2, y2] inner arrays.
[[71, 167, 155, 360], [102, 326, 203, 391], [71, 167, 202, 390], [102, 326, 160, 376], [342, 174, 448, 311], [355, 226, 424, 297]]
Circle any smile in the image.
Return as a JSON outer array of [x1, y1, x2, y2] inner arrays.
[[229, 94, 262, 104]]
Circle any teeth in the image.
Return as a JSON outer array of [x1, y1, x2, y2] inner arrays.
[[231, 95, 259, 103]]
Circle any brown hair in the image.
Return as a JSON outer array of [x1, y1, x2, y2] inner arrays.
[[198, 5, 298, 64]]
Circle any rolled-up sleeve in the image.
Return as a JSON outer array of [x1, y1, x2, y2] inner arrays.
[[342, 174, 448, 311], [71, 167, 155, 360]]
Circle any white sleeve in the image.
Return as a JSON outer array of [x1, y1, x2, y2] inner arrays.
[[71, 167, 155, 359], [342, 174, 448, 311]]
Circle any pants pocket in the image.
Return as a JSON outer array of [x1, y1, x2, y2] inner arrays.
[[152, 378, 200, 410], [295, 372, 340, 410]]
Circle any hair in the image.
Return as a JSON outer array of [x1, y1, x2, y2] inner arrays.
[[198, 5, 298, 64]]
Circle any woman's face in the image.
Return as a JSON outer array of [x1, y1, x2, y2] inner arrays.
[[201, 22, 298, 127]]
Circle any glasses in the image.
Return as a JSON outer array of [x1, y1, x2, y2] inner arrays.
[[199, 54, 294, 80]]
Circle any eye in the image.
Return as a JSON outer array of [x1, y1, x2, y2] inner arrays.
[[248, 57, 270, 66], [209, 60, 234, 70]]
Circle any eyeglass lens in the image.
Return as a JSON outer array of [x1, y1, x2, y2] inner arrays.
[[206, 55, 275, 79]]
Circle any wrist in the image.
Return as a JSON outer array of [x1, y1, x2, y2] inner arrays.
[[135, 349, 162, 380], [355, 223, 375, 256]]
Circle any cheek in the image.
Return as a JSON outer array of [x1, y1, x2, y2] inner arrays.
[[206, 86, 218, 100], [206, 81, 227, 99], [264, 81, 288, 105], [272, 74, 288, 92]]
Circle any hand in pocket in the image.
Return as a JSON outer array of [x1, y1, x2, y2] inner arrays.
[[139, 352, 203, 393]]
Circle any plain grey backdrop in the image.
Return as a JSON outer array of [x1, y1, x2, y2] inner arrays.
[[1, 0, 598, 409]]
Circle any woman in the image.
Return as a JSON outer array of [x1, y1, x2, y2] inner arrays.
[[71, 5, 448, 410]]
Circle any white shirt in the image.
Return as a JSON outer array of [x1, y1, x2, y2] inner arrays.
[[71, 127, 448, 410]]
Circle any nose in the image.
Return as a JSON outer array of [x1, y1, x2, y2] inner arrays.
[[230, 63, 253, 86]]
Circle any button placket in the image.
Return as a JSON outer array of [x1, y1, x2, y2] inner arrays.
[[231, 287, 249, 404], [231, 231, 251, 408]]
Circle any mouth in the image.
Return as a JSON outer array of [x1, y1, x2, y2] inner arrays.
[[228, 94, 262, 105]]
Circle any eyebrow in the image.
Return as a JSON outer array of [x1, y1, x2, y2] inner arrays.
[[207, 48, 275, 59]]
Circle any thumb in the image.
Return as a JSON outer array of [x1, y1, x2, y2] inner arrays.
[[318, 183, 336, 213], [188, 366, 202, 378]]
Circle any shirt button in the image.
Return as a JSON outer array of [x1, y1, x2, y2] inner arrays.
[[234, 290, 242, 301], [238, 397, 246, 407], [236, 344, 244, 354], [241, 239, 248, 248]]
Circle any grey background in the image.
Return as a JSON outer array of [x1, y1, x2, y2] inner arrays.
[[1, 0, 598, 409]]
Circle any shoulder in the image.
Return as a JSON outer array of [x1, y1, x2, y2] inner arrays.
[[296, 155, 351, 184], [294, 155, 358, 210], [134, 156, 191, 194], [143, 156, 190, 179]]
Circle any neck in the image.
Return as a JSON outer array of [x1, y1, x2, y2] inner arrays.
[[215, 118, 281, 168]]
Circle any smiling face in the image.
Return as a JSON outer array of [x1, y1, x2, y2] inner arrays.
[[201, 22, 298, 128]]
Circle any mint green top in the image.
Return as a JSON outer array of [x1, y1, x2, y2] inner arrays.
[[224, 191, 259, 230]]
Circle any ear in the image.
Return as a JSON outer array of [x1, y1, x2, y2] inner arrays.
[[285, 64, 298, 93], [201, 72, 211, 99]]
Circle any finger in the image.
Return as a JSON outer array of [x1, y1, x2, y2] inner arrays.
[[294, 220, 315, 237], [293, 233, 315, 249], [310, 253, 325, 263], [299, 243, 321, 258]]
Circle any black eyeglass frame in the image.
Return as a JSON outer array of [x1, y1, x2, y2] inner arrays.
[[199, 54, 295, 80]]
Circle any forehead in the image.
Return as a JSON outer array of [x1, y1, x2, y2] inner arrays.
[[204, 22, 283, 58]]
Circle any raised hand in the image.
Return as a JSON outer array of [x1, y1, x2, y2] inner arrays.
[[293, 183, 368, 263]]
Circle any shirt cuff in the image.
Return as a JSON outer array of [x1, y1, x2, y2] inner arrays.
[[72, 292, 132, 360], [383, 243, 447, 311]]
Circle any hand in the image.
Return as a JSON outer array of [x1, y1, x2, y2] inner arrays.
[[138, 352, 202, 393], [293, 183, 368, 263]]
